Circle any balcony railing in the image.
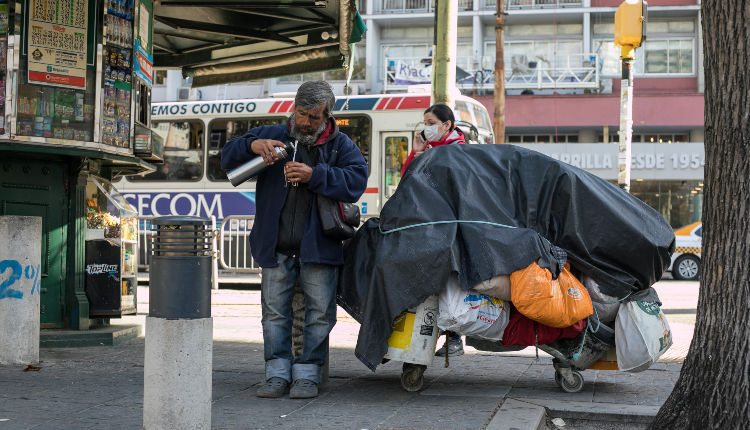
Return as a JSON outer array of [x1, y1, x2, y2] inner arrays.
[[383, 53, 599, 92], [507, 0, 581, 8], [376, 0, 473, 13], [483, 0, 582, 9]]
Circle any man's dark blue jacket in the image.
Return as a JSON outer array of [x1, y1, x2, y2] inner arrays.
[[221, 119, 368, 267]]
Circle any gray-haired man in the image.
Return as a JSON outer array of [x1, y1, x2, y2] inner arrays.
[[221, 81, 368, 399]]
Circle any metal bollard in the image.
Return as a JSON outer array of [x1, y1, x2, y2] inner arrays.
[[143, 216, 213, 430], [0, 216, 42, 366]]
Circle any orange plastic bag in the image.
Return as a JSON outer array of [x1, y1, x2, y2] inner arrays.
[[510, 261, 593, 328]]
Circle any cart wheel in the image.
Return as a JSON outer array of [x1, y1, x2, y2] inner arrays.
[[400, 368, 424, 392], [559, 370, 584, 393], [554, 371, 562, 387]]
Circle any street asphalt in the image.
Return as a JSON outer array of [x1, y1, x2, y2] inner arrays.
[[0, 280, 697, 429]]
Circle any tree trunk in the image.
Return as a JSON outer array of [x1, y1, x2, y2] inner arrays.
[[648, 1, 750, 428]]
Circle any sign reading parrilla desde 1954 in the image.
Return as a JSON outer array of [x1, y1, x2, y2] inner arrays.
[[27, 0, 88, 90]]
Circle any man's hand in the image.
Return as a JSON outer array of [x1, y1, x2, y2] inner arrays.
[[251, 139, 286, 165], [285, 162, 313, 184]]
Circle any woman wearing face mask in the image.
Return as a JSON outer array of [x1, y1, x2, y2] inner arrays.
[[400, 104, 466, 177], [400, 104, 467, 357]]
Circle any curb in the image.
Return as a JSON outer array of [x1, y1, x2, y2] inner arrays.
[[485, 398, 548, 430], [512, 398, 659, 424]]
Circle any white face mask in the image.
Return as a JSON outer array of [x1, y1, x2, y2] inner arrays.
[[423, 121, 446, 142]]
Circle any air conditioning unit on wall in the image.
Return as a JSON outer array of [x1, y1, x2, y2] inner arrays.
[[178, 87, 201, 101]]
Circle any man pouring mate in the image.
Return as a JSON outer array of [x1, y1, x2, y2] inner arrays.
[[221, 81, 368, 399]]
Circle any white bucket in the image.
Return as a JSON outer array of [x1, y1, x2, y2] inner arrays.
[[384, 295, 440, 366]]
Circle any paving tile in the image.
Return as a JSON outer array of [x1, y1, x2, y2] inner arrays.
[[0, 289, 688, 429]]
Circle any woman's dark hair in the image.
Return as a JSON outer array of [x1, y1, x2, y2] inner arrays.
[[424, 104, 456, 130]]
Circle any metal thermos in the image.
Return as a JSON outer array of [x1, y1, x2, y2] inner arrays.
[[227, 144, 290, 187]]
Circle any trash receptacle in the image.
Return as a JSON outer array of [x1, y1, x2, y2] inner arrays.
[[149, 216, 213, 319]]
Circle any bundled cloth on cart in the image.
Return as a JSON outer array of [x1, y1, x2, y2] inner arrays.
[[337, 144, 675, 371], [502, 303, 587, 347]]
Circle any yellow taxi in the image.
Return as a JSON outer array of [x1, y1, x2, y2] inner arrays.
[[669, 222, 702, 281]]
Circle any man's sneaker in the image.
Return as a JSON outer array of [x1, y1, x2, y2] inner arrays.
[[256, 377, 290, 398], [289, 379, 319, 399], [435, 335, 464, 357]]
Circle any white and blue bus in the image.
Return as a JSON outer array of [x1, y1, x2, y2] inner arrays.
[[116, 90, 494, 280]]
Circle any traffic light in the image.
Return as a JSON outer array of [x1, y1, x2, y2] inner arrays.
[[614, 0, 648, 59]]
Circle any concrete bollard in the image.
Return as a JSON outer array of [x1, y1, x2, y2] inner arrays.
[[143, 216, 213, 430], [0, 216, 42, 366], [144, 318, 213, 429]]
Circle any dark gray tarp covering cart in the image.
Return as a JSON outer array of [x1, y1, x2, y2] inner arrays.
[[337, 144, 675, 371]]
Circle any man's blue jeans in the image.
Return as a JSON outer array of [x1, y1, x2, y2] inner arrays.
[[261, 253, 338, 385]]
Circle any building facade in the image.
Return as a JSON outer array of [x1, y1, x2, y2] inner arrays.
[[153, 0, 704, 228]]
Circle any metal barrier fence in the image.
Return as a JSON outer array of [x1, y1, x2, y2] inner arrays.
[[217, 214, 380, 273], [139, 214, 381, 278], [219, 215, 259, 273], [507, 0, 581, 8]]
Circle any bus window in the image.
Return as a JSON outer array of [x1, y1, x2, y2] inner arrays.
[[336, 116, 371, 178], [207, 118, 286, 181], [454, 101, 475, 125], [128, 121, 204, 181], [455, 101, 493, 133], [383, 135, 409, 199], [468, 102, 493, 131]]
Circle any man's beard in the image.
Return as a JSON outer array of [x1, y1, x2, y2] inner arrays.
[[289, 112, 328, 146]]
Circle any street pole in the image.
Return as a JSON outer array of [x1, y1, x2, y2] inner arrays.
[[618, 55, 634, 193], [614, 0, 647, 193], [433, 0, 457, 109], [493, 0, 506, 144]]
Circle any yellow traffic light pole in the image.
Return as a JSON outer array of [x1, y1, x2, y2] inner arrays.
[[614, 0, 647, 193]]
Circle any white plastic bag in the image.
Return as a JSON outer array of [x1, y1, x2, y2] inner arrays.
[[582, 276, 620, 324], [438, 275, 510, 341], [472, 275, 511, 301], [615, 301, 673, 373]]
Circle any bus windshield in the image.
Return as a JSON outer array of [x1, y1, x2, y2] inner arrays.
[[455, 100, 492, 132], [335, 115, 372, 178], [128, 121, 204, 181], [208, 117, 287, 181], [455, 100, 494, 144]]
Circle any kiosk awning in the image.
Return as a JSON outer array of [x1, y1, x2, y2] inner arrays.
[[152, 0, 365, 87]]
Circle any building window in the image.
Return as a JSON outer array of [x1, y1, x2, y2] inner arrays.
[[594, 19, 695, 76], [644, 134, 689, 144], [644, 39, 693, 74], [593, 20, 695, 36], [381, 44, 431, 80], [506, 134, 578, 143], [598, 134, 621, 143], [154, 70, 167, 86], [595, 40, 645, 75], [484, 40, 583, 72], [504, 23, 583, 37], [628, 180, 703, 228]]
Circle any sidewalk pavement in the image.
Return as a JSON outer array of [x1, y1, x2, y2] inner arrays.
[[0, 281, 696, 430]]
